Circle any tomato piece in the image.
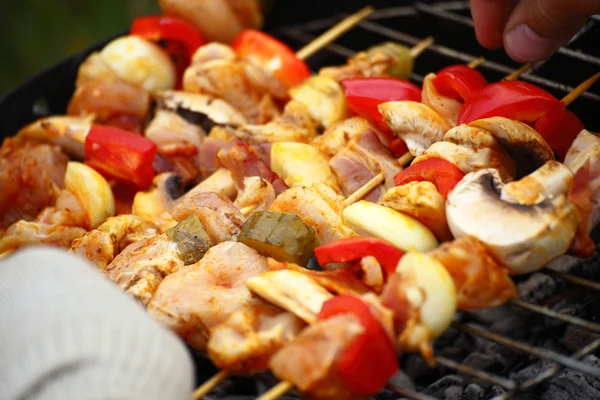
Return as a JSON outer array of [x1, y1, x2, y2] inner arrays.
[[342, 78, 422, 134], [84, 125, 157, 190], [389, 138, 409, 157], [318, 296, 399, 396], [433, 65, 488, 102], [534, 105, 585, 160], [314, 237, 403, 278], [393, 157, 465, 198], [232, 29, 311, 88], [457, 81, 562, 125]]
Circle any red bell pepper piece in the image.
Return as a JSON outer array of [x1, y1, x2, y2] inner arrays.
[[534, 105, 585, 160], [318, 295, 399, 396], [232, 29, 311, 88], [433, 65, 488, 102], [314, 237, 403, 278], [394, 157, 465, 198], [342, 78, 421, 154], [457, 80, 562, 125], [84, 125, 157, 189], [342, 77, 422, 133], [130, 16, 205, 88]]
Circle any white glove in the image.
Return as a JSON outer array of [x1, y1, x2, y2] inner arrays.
[[0, 247, 194, 400]]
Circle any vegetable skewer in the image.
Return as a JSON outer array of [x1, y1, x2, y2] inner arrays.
[[342, 61, 526, 207], [190, 9, 379, 400]]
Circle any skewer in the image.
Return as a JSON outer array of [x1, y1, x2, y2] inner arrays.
[[561, 72, 600, 106], [257, 381, 294, 400], [190, 8, 376, 399], [295, 6, 375, 60], [504, 63, 531, 81], [467, 56, 485, 69], [409, 36, 435, 58]]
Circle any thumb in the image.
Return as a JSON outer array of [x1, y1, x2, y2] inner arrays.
[[503, 0, 600, 62]]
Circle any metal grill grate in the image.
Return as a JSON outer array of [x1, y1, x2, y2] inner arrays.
[[252, 3, 600, 399]]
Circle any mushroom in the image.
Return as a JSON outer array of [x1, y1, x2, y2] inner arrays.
[[17, 116, 92, 159], [132, 173, 184, 231], [468, 117, 555, 177], [446, 166, 581, 274], [378, 101, 451, 156], [155, 90, 247, 132]]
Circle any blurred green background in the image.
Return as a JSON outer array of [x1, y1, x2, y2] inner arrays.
[[0, 0, 159, 95]]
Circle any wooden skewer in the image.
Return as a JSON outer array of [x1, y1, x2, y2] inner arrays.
[[192, 370, 229, 400], [467, 56, 485, 69], [409, 36, 435, 58], [296, 6, 374, 60], [561, 72, 600, 106], [343, 173, 385, 207], [257, 381, 295, 400], [504, 63, 531, 81]]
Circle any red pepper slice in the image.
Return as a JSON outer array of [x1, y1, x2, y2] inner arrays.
[[130, 16, 206, 88], [457, 80, 562, 125], [389, 138, 409, 158], [314, 237, 403, 278], [232, 29, 310, 88], [84, 125, 157, 190], [342, 78, 422, 133], [433, 65, 488, 102], [318, 295, 399, 396], [534, 105, 585, 160], [394, 157, 465, 198]]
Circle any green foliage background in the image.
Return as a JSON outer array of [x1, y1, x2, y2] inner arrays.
[[0, 0, 159, 95]]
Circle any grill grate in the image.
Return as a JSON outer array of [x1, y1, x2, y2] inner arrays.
[[242, 3, 600, 400]]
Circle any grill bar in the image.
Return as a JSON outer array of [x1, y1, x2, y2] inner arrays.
[[435, 356, 517, 390], [509, 299, 600, 334], [543, 269, 600, 291]]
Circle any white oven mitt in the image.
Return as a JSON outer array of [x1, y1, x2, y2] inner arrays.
[[0, 247, 194, 400]]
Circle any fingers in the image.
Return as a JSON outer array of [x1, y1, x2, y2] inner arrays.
[[503, 0, 600, 62], [470, 0, 518, 49]]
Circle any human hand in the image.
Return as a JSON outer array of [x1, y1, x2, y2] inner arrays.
[[0, 247, 194, 400], [470, 0, 600, 62]]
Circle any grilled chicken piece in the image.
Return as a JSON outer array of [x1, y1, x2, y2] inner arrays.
[[429, 236, 517, 309], [145, 110, 206, 185], [0, 138, 68, 230], [379, 101, 451, 156], [421, 73, 462, 127], [330, 129, 402, 203], [0, 190, 88, 253], [105, 233, 184, 306], [269, 314, 365, 400], [183, 44, 285, 123], [382, 181, 453, 242], [207, 304, 305, 373], [564, 130, 600, 257], [312, 117, 371, 159], [217, 139, 288, 195], [148, 241, 268, 350], [414, 125, 517, 181], [234, 177, 276, 216], [217, 101, 318, 144], [269, 184, 359, 245], [70, 214, 158, 269], [172, 192, 244, 245]]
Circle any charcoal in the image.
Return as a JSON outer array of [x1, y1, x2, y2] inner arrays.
[[483, 385, 507, 398], [445, 385, 464, 400], [558, 325, 600, 353], [403, 353, 431, 381], [389, 371, 416, 391], [546, 255, 581, 273], [539, 355, 600, 400], [509, 357, 555, 381], [463, 383, 484, 400], [517, 274, 559, 304], [421, 375, 464, 398]]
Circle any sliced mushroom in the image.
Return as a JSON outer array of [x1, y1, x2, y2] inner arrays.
[[468, 117, 554, 177], [155, 90, 247, 131], [501, 161, 574, 205], [378, 101, 451, 156], [414, 125, 517, 182], [17, 116, 92, 159], [446, 167, 581, 274], [246, 269, 334, 324], [132, 173, 183, 231]]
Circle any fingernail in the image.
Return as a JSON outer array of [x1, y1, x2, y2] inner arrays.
[[505, 24, 556, 63]]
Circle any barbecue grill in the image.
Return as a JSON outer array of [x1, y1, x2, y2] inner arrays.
[[1, 1, 600, 399]]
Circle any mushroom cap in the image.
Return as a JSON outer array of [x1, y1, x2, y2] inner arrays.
[[155, 90, 247, 130], [446, 168, 580, 274], [468, 117, 554, 177]]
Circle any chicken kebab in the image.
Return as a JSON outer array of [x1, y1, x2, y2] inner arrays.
[[2, 4, 600, 400]]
